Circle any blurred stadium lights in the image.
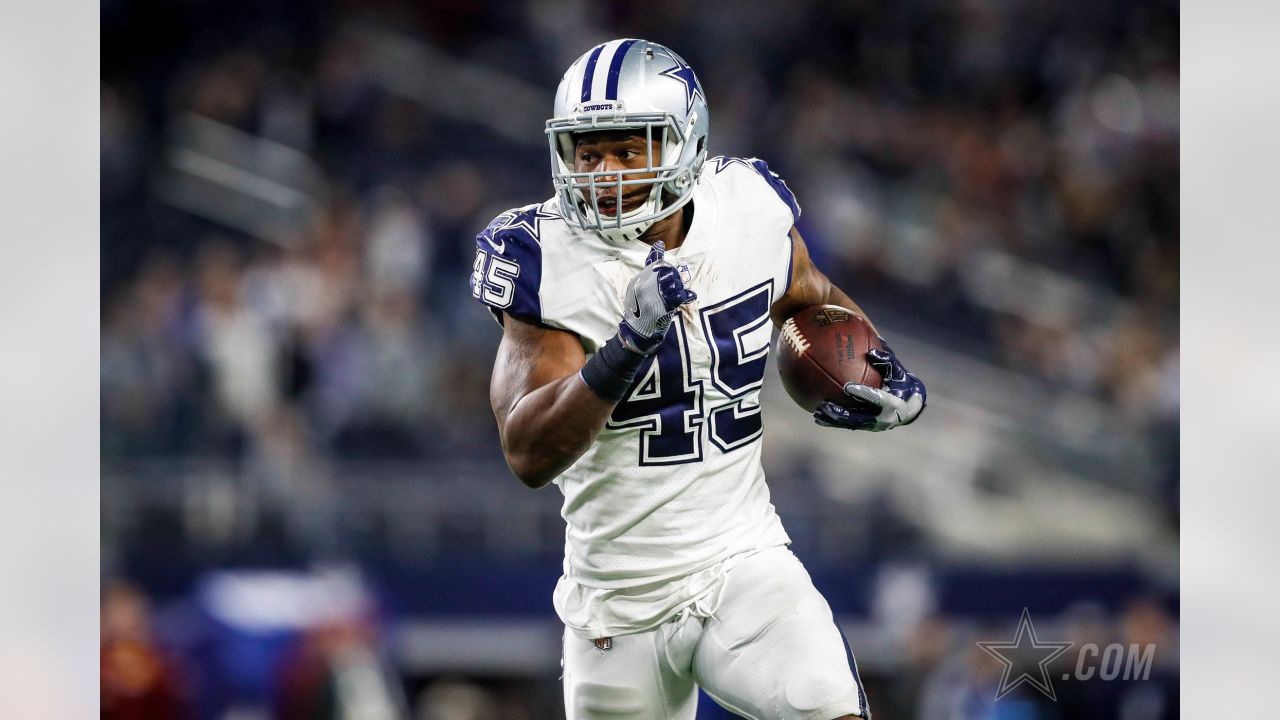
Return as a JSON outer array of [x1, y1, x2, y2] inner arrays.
[[351, 25, 546, 146], [160, 113, 326, 245], [393, 619, 563, 675], [959, 249, 1120, 329]]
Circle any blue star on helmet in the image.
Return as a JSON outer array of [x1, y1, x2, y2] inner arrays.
[[658, 56, 705, 115]]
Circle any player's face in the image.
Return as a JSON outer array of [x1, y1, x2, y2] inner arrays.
[[573, 131, 664, 217]]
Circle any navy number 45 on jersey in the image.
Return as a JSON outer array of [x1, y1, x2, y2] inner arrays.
[[608, 282, 773, 466]]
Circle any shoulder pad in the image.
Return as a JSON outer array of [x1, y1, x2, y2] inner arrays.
[[707, 156, 801, 225], [471, 203, 559, 324]]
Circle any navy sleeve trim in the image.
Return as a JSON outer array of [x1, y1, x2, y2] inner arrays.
[[783, 229, 795, 294], [748, 158, 802, 225]]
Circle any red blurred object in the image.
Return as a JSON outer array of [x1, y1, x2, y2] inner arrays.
[[101, 582, 191, 720]]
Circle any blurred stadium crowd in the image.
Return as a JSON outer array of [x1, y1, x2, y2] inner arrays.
[[102, 0, 1178, 718], [102, 0, 1179, 461]]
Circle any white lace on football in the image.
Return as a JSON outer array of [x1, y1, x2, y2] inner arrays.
[[780, 318, 811, 355]]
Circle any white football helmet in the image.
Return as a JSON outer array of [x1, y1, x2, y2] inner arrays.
[[547, 39, 710, 243]]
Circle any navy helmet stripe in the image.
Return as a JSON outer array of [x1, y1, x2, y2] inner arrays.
[[580, 44, 606, 102], [604, 39, 639, 100]]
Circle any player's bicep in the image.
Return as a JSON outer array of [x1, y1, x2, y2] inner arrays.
[[489, 313, 586, 427], [771, 227, 833, 326]]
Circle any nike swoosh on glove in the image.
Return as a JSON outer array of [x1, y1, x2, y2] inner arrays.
[[618, 241, 697, 354], [813, 340, 926, 432]]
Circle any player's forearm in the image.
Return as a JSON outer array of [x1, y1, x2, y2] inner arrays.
[[824, 284, 880, 336], [500, 374, 615, 488], [773, 228, 879, 335]]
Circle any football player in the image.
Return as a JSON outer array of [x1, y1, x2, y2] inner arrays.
[[471, 39, 926, 720]]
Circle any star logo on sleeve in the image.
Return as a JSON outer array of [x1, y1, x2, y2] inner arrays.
[[710, 156, 753, 174], [976, 607, 1075, 701], [658, 56, 705, 114], [497, 203, 559, 244]]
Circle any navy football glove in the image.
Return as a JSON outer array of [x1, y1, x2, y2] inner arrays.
[[618, 241, 697, 354], [814, 340, 926, 432]]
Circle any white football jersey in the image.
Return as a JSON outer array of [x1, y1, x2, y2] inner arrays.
[[472, 157, 803, 638]]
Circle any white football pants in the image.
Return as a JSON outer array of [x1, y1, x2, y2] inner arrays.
[[561, 546, 868, 720]]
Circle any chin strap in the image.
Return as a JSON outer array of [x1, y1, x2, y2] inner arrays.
[[589, 188, 689, 243], [596, 218, 655, 243]]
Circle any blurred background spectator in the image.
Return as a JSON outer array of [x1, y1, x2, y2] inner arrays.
[[101, 580, 193, 719], [102, 0, 1178, 717]]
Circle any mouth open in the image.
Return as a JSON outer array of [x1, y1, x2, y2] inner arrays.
[[596, 192, 648, 216]]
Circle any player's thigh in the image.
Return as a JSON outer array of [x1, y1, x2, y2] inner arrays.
[[693, 548, 869, 720], [562, 627, 698, 720]]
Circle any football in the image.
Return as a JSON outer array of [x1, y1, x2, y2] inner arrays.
[[776, 305, 884, 411]]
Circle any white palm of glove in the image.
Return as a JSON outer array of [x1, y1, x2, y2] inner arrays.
[[841, 381, 926, 431], [814, 343, 927, 432]]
